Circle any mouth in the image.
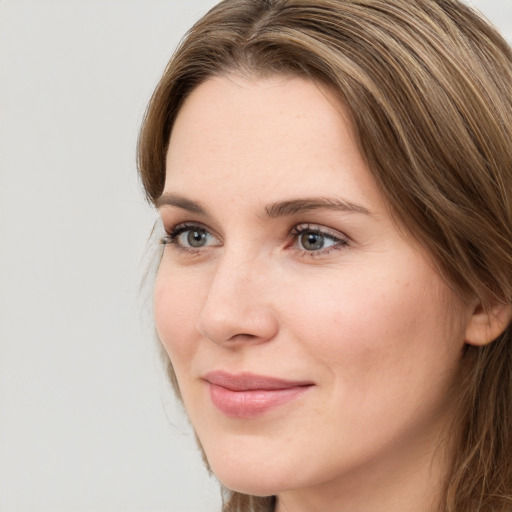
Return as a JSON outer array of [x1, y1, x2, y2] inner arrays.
[[203, 371, 314, 418]]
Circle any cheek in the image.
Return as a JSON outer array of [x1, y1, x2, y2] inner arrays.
[[154, 261, 204, 364], [274, 273, 465, 471], [280, 259, 465, 394]]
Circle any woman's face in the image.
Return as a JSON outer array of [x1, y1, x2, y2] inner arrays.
[[155, 75, 473, 503]]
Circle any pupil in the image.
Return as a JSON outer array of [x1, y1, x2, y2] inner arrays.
[[301, 232, 324, 251], [187, 229, 207, 247]]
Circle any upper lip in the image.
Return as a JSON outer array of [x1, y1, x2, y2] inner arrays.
[[203, 371, 314, 391]]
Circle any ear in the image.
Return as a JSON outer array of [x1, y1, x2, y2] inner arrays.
[[465, 299, 512, 346]]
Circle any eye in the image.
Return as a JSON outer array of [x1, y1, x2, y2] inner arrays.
[[180, 227, 210, 248], [161, 223, 220, 250], [291, 224, 348, 253], [298, 231, 332, 251]]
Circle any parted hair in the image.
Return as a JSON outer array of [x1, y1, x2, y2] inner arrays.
[[137, 1, 512, 510]]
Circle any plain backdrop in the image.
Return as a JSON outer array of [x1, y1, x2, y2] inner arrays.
[[0, 1, 510, 511]]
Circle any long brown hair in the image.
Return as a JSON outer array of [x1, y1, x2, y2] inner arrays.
[[137, 1, 512, 510]]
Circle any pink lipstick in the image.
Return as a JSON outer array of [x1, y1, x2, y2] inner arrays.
[[203, 371, 313, 418]]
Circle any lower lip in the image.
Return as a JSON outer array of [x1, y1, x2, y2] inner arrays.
[[208, 383, 311, 418]]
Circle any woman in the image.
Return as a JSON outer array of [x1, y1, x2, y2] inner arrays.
[[138, 0, 512, 510]]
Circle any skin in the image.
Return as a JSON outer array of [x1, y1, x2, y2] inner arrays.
[[154, 74, 478, 512]]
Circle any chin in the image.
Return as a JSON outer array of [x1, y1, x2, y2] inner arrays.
[[217, 474, 281, 497], [205, 450, 291, 497]]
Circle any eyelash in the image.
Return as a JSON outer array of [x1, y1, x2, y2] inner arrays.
[[160, 222, 349, 257], [160, 222, 215, 253], [289, 224, 348, 257]]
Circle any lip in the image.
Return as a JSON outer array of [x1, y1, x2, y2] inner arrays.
[[203, 371, 314, 418]]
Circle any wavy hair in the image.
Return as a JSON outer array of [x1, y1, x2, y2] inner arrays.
[[137, 1, 512, 510]]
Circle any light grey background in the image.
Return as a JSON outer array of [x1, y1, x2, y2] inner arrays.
[[0, 1, 510, 511]]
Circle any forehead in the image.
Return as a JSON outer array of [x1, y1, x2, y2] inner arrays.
[[167, 74, 348, 159], [163, 74, 384, 214]]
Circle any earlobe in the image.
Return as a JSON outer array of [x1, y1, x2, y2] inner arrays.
[[465, 300, 512, 346]]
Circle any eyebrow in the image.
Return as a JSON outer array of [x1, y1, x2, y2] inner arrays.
[[156, 193, 371, 218], [155, 193, 208, 214], [265, 197, 371, 218]]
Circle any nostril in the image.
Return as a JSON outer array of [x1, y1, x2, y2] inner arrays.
[[196, 306, 279, 346], [228, 333, 260, 342], [195, 270, 279, 345]]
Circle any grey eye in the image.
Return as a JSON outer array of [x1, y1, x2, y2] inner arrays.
[[186, 228, 209, 247], [300, 232, 325, 251]]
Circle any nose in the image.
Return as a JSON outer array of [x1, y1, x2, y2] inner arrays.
[[196, 253, 279, 346]]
